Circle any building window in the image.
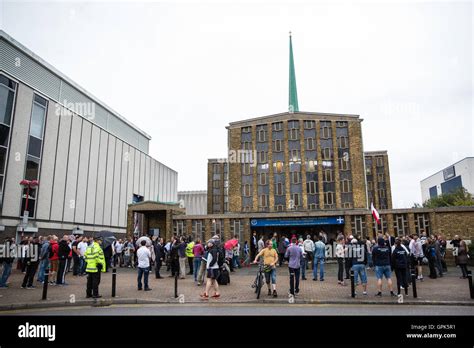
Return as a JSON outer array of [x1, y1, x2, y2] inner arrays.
[[289, 128, 299, 140], [0, 75, 17, 211], [351, 215, 367, 237], [213, 180, 220, 189], [306, 137, 315, 150], [242, 184, 251, 197], [291, 193, 300, 207], [336, 121, 348, 127], [291, 171, 300, 184], [273, 122, 283, 131], [308, 203, 318, 210], [376, 156, 384, 167], [258, 194, 268, 208], [192, 220, 204, 241], [321, 126, 331, 139], [230, 219, 244, 243], [367, 181, 373, 191], [339, 157, 350, 171], [290, 149, 300, 161], [174, 220, 185, 235], [322, 147, 332, 160], [242, 126, 251, 133], [275, 182, 283, 195], [257, 128, 266, 142], [306, 160, 317, 172], [415, 213, 430, 235], [21, 94, 47, 218], [307, 181, 317, 194], [258, 151, 267, 163], [259, 172, 268, 185], [324, 192, 334, 206], [377, 173, 385, 182], [337, 136, 348, 148], [243, 163, 252, 175], [366, 166, 372, 175], [341, 179, 352, 193], [379, 189, 386, 198], [372, 215, 388, 235], [241, 141, 251, 150], [213, 163, 221, 174], [276, 204, 284, 212], [304, 120, 315, 129], [342, 202, 352, 209], [394, 214, 408, 236], [275, 161, 284, 173], [323, 169, 333, 182], [273, 139, 282, 152]]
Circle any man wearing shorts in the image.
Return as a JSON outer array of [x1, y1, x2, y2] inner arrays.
[[254, 240, 279, 297], [350, 238, 368, 296], [372, 237, 396, 297]]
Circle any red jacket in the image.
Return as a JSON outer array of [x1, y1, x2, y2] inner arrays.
[[49, 240, 59, 261]]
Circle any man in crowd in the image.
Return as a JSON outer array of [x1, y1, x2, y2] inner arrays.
[[56, 235, 70, 286], [84, 236, 106, 298], [37, 235, 50, 283], [77, 236, 89, 275], [0, 238, 15, 289], [303, 235, 314, 271], [313, 235, 326, 281], [373, 237, 396, 297], [285, 237, 302, 296], [72, 235, 82, 276], [137, 240, 152, 291], [21, 237, 40, 289], [48, 236, 59, 285], [153, 238, 165, 279]]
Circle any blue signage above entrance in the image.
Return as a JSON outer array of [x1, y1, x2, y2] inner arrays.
[[250, 216, 345, 227]]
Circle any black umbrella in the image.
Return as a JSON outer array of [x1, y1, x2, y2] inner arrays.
[[95, 230, 116, 249]]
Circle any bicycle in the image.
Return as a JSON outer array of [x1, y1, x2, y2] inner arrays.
[[251, 260, 264, 299]]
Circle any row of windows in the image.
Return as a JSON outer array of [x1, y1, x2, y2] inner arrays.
[[244, 121, 348, 133], [242, 159, 351, 176]]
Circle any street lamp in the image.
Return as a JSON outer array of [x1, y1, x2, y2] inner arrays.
[[20, 179, 39, 222]]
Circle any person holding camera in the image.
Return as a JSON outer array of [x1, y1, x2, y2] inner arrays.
[[84, 236, 106, 299]]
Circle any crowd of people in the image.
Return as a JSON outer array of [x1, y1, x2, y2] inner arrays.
[[0, 231, 470, 300]]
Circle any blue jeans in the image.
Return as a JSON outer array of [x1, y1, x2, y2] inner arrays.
[[137, 267, 149, 289], [313, 257, 325, 280], [193, 258, 202, 281], [375, 265, 391, 280], [264, 267, 277, 284], [0, 262, 12, 287], [300, 259, 306, 279], [37, 259, 50, 282], [352, 263, 368, 284], [367, 253, 373, 268]]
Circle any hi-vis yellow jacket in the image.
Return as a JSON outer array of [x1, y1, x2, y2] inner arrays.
[[84, 242, 106, 273]]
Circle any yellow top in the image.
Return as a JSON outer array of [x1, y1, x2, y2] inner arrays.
[[257, 248, 278, 266]]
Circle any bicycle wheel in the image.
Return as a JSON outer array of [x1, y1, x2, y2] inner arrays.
[[256, 273, 263, 299]]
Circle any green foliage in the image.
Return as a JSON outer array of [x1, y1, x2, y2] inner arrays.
[[423, 187, 474, 208]]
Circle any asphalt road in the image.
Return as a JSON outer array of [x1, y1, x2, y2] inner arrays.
[[3, 304, 474, 316]]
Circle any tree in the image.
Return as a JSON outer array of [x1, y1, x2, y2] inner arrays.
[[423, 187, 474, 208]]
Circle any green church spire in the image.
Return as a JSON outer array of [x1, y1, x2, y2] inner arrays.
[[288, 31, 299, 113]]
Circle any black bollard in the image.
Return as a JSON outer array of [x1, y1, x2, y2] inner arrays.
[[350, 269, 355, 298], [42, 268, 49, 300], [112, 268, 117, 297], [411, 271, 417, 298], [174, 273, 178, 298], [467, 270, 473, 299]]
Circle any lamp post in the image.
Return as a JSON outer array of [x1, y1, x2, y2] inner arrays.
[[19, 179, 39, 224]]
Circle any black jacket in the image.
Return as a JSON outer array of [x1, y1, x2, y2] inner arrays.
[[154, 242, 165, 260], [57, 240, 70, 260], [391, 245, 409, 269], [372, 244, 391, 266], [351, 242, 368, 265]]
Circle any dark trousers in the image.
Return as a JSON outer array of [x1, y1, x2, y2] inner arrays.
[[460, 264, 469, 278], [337, 258, 344, 282], [250, 246, 256, 262], [86, 272, 101, 297], [171, 259, 179, 276], [289, 267, 300, 295], [395, 267, 408, 295], [22, 262, 39, 287], [72, 256, 81, 276], [137, 267, 149, 289], [155, 259, 162, 278], [278, 253, 285, 267], [56, 259, 68, 284], [344, 258, 352, 279], [428, 257, 437, 279], [188, 257, 194, 274]]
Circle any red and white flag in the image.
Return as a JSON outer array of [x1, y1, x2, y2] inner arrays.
[[371, 202, 380, 225]]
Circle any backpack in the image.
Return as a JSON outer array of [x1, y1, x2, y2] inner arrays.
[[217, 246, 225, 267], [217, 267, 230, 285]]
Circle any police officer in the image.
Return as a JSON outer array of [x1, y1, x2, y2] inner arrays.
[[84, 236, 106, 298]]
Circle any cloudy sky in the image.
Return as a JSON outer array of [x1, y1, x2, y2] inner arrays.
[[1, 0, 472, 208]]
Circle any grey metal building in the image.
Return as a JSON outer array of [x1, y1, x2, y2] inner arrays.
[[0, 30, 178, 239]]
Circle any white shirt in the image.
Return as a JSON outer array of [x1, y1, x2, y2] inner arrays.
[[303, 239, 314, 252], [137, 246, 151, 268], [77, 241, 88, 257], [115, 242, 123, 253]]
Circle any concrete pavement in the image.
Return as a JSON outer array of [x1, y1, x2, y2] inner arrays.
[[0, 263, 472, 311]]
